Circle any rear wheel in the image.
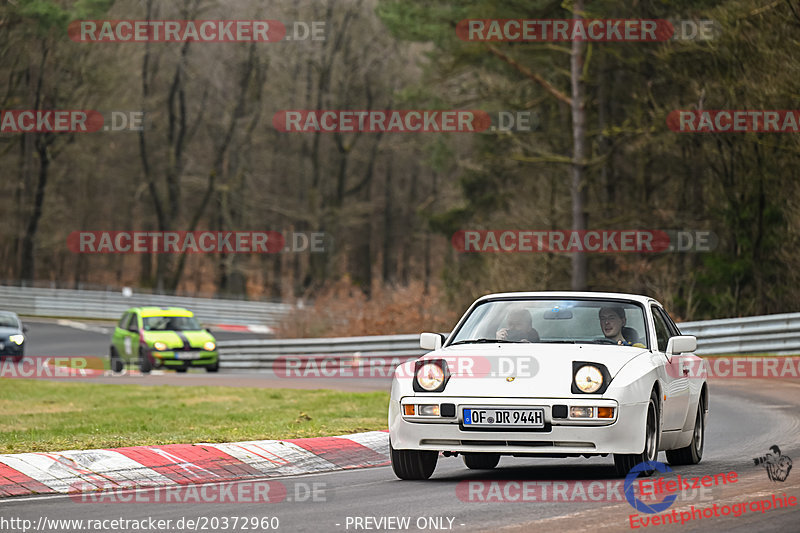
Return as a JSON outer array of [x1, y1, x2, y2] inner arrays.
[[109, 346, 124, 373], [462, 453, 500, 470], [138, 347, 152, 374], [614, 389, 660, 477], [666, 395, 705, 466], [175, 367, 188, 373], [390, 441, 438, 480]]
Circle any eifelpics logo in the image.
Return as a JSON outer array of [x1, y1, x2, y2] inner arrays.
[[753, 445, 793, 482]]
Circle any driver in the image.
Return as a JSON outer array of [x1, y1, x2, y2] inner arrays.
[[598, 306, 644, 347], [497, 309, 540, 342]]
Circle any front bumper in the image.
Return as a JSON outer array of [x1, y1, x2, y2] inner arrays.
[[389, 396, 648, 455], [151, 350, 218, 367], [0, 340, 24, 356]]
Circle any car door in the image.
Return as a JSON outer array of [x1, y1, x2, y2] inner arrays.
[[651, 305, 690, 430], [112, 312, 129, 356], [122, 312, 140, 361]]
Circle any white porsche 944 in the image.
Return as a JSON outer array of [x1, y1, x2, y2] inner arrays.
[[389, 292, 708, 480]]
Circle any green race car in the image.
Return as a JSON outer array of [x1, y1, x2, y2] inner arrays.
[[110, 307, 219, 373]]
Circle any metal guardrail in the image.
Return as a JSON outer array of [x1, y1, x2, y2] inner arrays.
[[217, 312, 800, 371], [677, 313, 800, 356], [0, 285, 291, 327], [218, 334, 426, 373]]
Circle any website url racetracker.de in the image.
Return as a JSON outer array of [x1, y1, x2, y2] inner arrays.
[[0, 515, 280, 532]]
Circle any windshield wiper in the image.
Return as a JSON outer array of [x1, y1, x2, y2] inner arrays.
[[449, 338, 520, 345], [537, 340, 577, 344]]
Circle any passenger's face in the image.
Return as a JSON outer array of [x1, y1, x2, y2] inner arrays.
[[599, 312, 624, 338]]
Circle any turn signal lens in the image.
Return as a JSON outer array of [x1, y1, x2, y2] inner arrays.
[[597, 407, 615, 418], [403, 405, 415, 416], [418, 405, 440, 417], [570, 406, 594, 418]]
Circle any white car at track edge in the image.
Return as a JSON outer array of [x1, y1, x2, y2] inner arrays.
[[389, 292, 708, 479]]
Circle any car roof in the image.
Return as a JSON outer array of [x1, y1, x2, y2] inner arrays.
[[0, 310, 20, 317], [474, 291, 659, 306], [127, 307, 194, 318]]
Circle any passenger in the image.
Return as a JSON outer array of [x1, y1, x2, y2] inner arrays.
[[497, 309, 540, 342]]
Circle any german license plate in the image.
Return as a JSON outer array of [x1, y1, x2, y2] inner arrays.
[[462, 407, 544, 428], [175, 352, 201, 360]]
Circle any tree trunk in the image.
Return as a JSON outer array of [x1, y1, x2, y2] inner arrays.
[[570, 0, 588, 290]]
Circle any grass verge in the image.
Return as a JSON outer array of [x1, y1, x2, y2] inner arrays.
[[0, 379, 389, 453]]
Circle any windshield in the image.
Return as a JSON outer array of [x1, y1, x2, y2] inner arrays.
[[448, 298, 649, 348], [0, 315, 19, 328], [143, 316, 202, 331]]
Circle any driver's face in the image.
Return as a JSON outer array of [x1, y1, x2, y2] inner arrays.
[[599, 313, 624, 338], [508, 317, 529, 333]]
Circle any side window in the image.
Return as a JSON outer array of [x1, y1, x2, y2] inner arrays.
[[657, 307, 680, 337], [127, 313, 139, 332], [118, 312, 130, 328], [651, 306, 670, 352]]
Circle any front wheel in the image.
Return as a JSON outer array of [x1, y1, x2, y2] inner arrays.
[[139, 347, 152, 374], [390, 441, 438, 480], [109, 346, 124, 373], [614, 389, 660, 477], [666, 395, 705, 466], [463, 453, 500, 470], [206, 362, 219, 373]]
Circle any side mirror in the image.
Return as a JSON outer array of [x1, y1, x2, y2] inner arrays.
[[666, 335, 697, 356], [22, 325, 28, 333], [205, 328, 213, 334], [420, 332, 444, 351]]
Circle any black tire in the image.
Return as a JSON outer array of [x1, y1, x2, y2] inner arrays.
[[614, 389, 660, 477], [463, 453, 500, 470], [206, 362, 219, 373], [666, 394, 705, 466], [176, 367, 188, 373], [13, 352, 23, 363], [109, 347, 124, 373], [390, 441, 438, 480], [138, 347, 152, 374]]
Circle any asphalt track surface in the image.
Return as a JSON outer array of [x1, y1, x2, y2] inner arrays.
[[2, 320, 799, 532]]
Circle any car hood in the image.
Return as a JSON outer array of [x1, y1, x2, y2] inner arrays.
[[0, 326, 22, 337], [412, 343, 649, 397], [142, 330, 215, 348]]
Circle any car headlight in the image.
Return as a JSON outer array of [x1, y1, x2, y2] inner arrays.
[[153, 341, 168, 351], [413, 360, 450, 392], [9, 334, 24, 345], [574, 365, 603, 393], [203, 341, 216, 351]]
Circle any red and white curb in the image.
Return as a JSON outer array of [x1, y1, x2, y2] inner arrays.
[[0, 431, 388, 498]]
